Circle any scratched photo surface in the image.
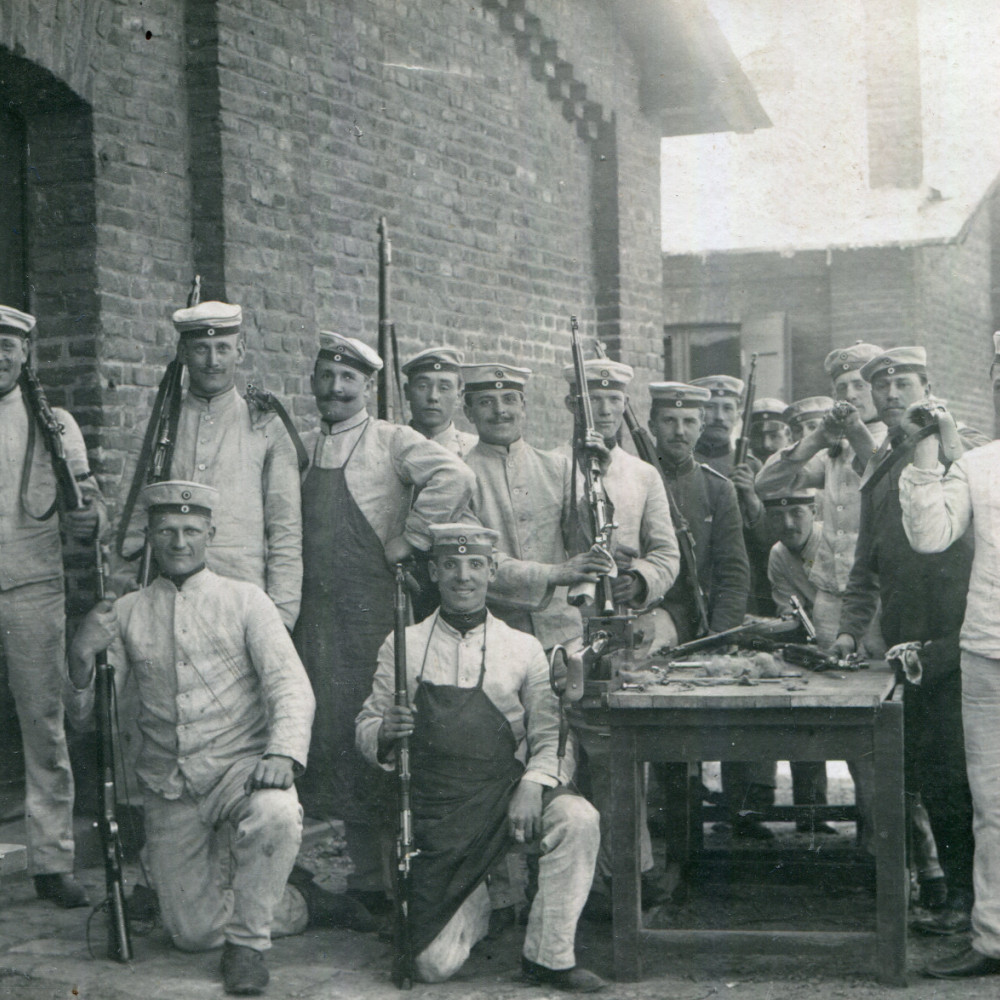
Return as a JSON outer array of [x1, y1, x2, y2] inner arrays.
[[1, 1, 998, 998]]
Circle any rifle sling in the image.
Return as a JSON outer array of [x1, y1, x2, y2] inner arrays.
[[860, 423, 939, 494]]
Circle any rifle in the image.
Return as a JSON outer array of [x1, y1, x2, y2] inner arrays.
[[115, 276, 199, 584], [94, 537, 133, 962], [392, 565, 416, 989], [568, 316, 616, 616], [592, 340, 710, 637], [377, 217, 405, 423], [732, 352, 759, 468], [18, 361, 85, 517]]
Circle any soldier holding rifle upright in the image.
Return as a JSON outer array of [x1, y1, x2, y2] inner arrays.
[[0, 304, 105, 909], [292, 333, 475, 921], [356, 523, 604, 992]]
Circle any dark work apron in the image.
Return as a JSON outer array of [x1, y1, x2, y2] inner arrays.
[[293, 424, 396, 825], [408, 617, 524, 957]]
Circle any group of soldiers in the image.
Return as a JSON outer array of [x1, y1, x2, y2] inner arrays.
[[3, 294, 1000, 993]]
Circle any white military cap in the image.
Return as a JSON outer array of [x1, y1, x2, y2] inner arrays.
[[429, 522, 500, 556], [760, 486, 818, 509], [750, 398, 789, 427], [401, 347, 464, 377], [317, 332, 383, 375], [140, 480, 218, 518], [461, 362, 531, 393], [783, 396, 834, 425], [823, 342, 882, 377], [648, 382, 712, 408], [860, 346, 927, 383], [0, 305, 36, 337], [690, 374, 745, 400], [561, 358, 634, 389], [171, 300, 242, 338]]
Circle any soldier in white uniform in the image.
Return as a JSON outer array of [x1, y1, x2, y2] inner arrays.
[[402, 346, 477, 458]]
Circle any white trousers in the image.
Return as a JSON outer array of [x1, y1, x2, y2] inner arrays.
[[416, 792, 599, 981], [961, 650, 1000, 958], [145, 756, 308, 953]]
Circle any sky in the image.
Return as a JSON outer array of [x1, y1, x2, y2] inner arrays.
[[660, 0, 1000, 253]]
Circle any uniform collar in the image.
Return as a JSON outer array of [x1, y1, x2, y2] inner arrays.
[[322, 407, 369, 436], [695, 437, 732, 460], [658, 451, 696, 477], [0, 383, 22, 410], [153, 565, 214, 593], [186, 385, 239, 413], [477, 437, 527, 458]]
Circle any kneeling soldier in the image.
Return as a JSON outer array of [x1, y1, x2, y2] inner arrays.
[[356, 524, 605, 992], [69, 482, 368, 997]]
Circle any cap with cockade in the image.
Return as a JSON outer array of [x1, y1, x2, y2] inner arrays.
[[317, 332, 383, 375], [140, 480, 218, 519], [461, 362, 531, 394], [690, 375, 745, 401], [783, 396, 834, 425], [0, 305, 35, 338], [171, 301, 242, 338], [860, 346, 927, 383], [823, 342, 882, 378], [750, 398, 788, 427], [561, 358, 634, 390], [648, 382, 712, 408], [401, 347, 465, 378], [429, 522, 499, 556], [759, 485, 818, 509]]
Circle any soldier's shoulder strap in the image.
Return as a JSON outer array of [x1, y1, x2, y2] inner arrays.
[[699, 462, 729, 482], [245, 383, 309, 472]]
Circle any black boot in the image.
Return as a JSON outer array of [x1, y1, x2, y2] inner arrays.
[[34, 874, 90, 909]]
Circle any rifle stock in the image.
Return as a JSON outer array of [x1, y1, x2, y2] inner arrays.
[[392, 565, 415, 989], [94, 538, 133, 962]]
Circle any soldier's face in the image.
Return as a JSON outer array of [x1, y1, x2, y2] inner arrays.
[[429, 552, 496, 614], [0, 334, 27, 396], [700, 396, 738, 446], [649, 406, 703, 463], [766, 503, 816, 554], [833, 371, 877, 423], [752, 422, 791, 459], [464, 389, 526, 446], [311, 358, 372, 424], [404, 372, 460, 434], [180, 333, 244, 398], [871, 372, 929, 428], [149, 511, 215, 577], [589, 388, 627, 442], [794, 415, 825, 440]]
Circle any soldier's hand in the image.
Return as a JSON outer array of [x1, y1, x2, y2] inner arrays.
[[612, 570, 643, 605], [732, 463, 763, 518], [244, 755, 295, 794], [613, 543, 639, 573], [72, 599, 119, 658], [550, 546, 616, 586], [819, 403, 859, 444], [508, 779, 544, 844], [384, 535, 414, 568], [63, 501, 99, 541], [581, 429, 612, 473], [830, 633, 856, 661], [378, 705, 416, 749]]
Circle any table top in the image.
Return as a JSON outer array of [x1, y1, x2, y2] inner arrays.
[[603, 661, 897, 711]]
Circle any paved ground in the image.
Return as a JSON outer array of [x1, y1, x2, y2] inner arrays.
[[1, 765, 997, 999]]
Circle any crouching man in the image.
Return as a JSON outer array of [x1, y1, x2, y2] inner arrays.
[[68, 482, 368, 996], [356, 523, 605, 992]]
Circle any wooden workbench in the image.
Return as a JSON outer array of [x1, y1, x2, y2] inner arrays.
[[587, 664, 907, 986]]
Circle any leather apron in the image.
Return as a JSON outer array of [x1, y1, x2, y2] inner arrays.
[[293, 424, 395, 824], [408, 616, 524, 957]]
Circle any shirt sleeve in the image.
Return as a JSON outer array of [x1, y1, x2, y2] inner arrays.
[[755, 443, 827, 493], [629, 465, 680, 609], [355, 633, 397, 772], [899, 460, 973, 554], [708, 478, 750, 632], [767, 544, 794, 616], [390, 428, 477, 550], [261, 418, 304, 629], [245, 589, 315, 770], [520, 640, 563, 786]]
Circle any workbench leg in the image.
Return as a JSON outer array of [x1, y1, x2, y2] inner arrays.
[[610, 728, 642, 981], [874, 699, 908, 986]]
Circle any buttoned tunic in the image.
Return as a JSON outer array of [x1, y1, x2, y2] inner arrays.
[[756, 423, 887, 595], [899, 441, 1000, 658], [69, 569, 315, 798], [572, 445, 680, 610], [121, 387, 303, 628], [464, 438, 582, 650], [302, 409, 475, 550]]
